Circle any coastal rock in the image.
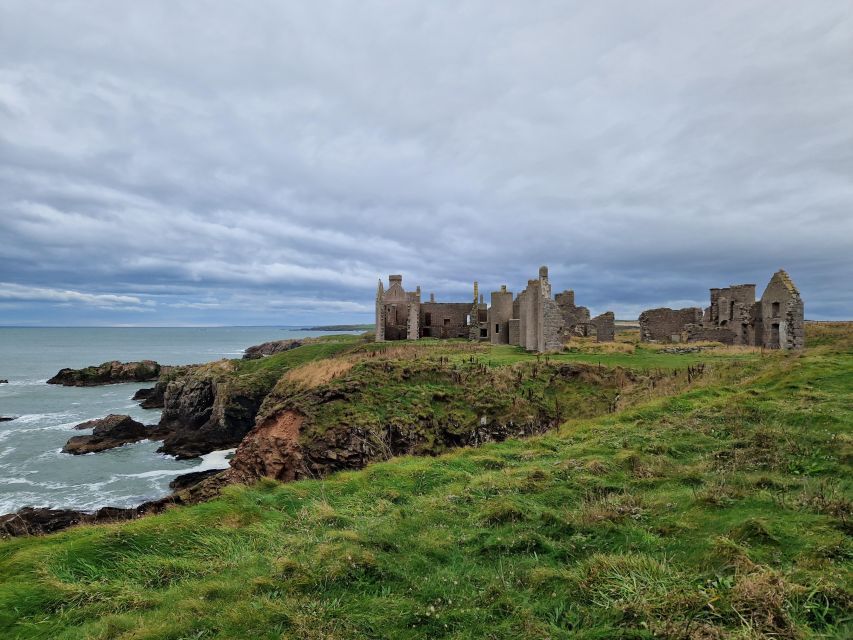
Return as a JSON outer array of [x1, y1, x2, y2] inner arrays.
[[168, 469, 223, 492], [47, 360, 162, 386], [242, 339, 306, 360], [132, 382, 167, 408], [0, 507, 85, 536], [227, 411, 304, 483], [157, 371, 263, 459], [0, 498, 183, 538], [63, 414, 155, 454], [132, 387, 154, 401]]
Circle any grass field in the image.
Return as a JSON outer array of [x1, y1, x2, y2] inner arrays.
[[0, 324, 850, 639]]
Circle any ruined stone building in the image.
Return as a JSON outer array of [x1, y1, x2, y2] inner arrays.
[[375, 266, 616, 352], [638, 270, 804, 349]]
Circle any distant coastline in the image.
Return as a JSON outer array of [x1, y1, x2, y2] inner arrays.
[[299, 324, 374, 331]]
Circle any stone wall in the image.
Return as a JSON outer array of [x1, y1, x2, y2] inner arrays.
[[375, 275, 419, 342], [639, 307, 703, 343], [489, 287, 514, 344], [542, 298, 564, 351], [759, 270, 804, 350], [508, 319, 520, 346], [686, 326, 737, 344], [555, 290, 591, 333], [419, 302, 471, 339], [590, 312, 616, 342]]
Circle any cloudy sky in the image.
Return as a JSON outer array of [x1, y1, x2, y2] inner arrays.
[[1, 1, 851, 326]]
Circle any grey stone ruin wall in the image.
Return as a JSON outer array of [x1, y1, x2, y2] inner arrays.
[[489, 289, 514, 344], [375, 298, 385, 342], [406, 296, 420, 341], [542, 298, 565, 351], [508, 319, 520, 346], [759, 270, 804, 350], [711, 284, 755, 344], [419, 302, 470, 339], [590, 312, 616, 342], [555, 290, 591, 332], [712, 284, 756, 325], [686, 326, 737, 344], [783, 297, 805, 350], [639, 307, 703, 343]]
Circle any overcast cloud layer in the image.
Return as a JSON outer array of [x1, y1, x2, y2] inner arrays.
[[1, 1, 851, 325]]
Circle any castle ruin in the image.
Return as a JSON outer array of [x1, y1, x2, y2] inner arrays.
[[375, 266, 616, 351], [638, 270, 804, 350]]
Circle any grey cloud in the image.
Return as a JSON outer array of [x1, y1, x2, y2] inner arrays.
[[0, 1, 851, 326]]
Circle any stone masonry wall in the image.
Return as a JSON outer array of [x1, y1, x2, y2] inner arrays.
[[686, 326, 737, 344], [590, 312, 615, 342], [419, 302, 470, 339], [639, 307, 703, 343]]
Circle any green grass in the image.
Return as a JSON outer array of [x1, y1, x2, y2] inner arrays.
[[482, 344, 760, 369], [173, 335, 364, 397], [233, 336, 361, 378], [0, 326, 850, 639], [358, 337, 761, 370]]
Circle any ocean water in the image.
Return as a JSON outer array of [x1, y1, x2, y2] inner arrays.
[[0, 327, 350, 514]]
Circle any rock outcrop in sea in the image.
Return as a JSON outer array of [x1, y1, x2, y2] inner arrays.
[[62, 414, 164, 454], [47, 360, 163, 386], [133, 382, 167, 408], [242, 338, 308, 359]]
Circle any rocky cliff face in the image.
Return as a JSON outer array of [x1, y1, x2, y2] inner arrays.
[[227, 411, 304, 483], [155, 365, 268, 459], [133, 382, 167, 408], [47, 360, 163, 386], [226, 359, 630, 484]]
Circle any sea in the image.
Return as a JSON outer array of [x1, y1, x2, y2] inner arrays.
[[0, 327, 351, 515]]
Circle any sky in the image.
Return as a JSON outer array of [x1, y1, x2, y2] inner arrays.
[[0, 1, 851, 326]]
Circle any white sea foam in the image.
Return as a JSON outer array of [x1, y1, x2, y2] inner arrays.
[[195, 448, 236, 470], [6, 412, 77, 426], [0, 422, 82, 443], [1, 378, 49, 386], [0, 477, 38, 486]]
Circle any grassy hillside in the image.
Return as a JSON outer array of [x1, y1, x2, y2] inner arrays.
[[0, 325, 850, 639]]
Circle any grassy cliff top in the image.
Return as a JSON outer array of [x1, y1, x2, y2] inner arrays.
[[0, 324, 850, 639]]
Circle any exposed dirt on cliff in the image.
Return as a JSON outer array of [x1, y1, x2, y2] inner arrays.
[[227, 411, 304, 483]]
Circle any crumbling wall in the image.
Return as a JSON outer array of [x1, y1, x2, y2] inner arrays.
[[376, 275, 419, 341], [711, 284, 756, 325], [489, 287, 514, 344], [759, 270, 804, 350], [590, 312, 615, 342], [555, 290, 591, 331], [639, 307, 703, 343], [686, 326, 737, 344], [542, 298, 564, 352], [419, 302, 470, 339], [508, 319, 520, 346]]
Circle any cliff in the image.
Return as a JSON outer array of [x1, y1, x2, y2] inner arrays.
[[228, 357, 631, 483], [153, 337, 363, 458]]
